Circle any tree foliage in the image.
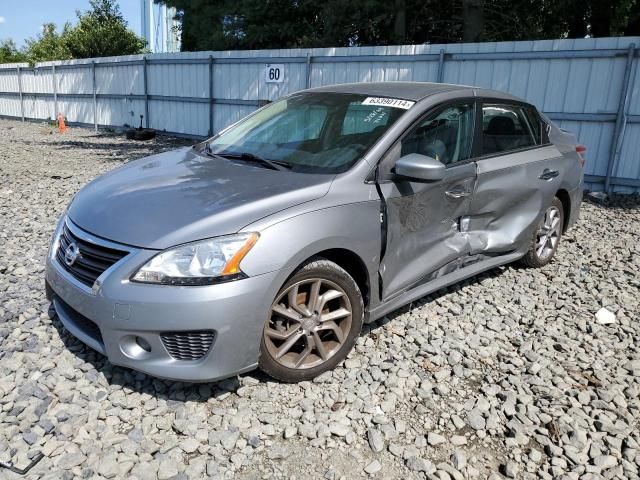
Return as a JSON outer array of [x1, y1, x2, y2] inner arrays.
[[157, 0, 640, 52], [0, 40, 26, 64], [64, 0, 147, 59], [24, 24, 72, 64], [0, 0, 146, 65]]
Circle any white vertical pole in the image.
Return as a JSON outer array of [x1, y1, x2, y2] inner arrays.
[[17, 66, 24, 121], [52, 65, 58, 121], [92, 61, 98, 132]]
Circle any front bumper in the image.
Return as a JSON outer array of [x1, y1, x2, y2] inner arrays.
[[45, 221, 280, 382]]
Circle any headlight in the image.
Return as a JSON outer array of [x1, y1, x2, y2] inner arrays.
[[131, 233, 259, 285]]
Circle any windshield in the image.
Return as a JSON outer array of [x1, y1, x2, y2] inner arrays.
[[205, 93, 411, 174]]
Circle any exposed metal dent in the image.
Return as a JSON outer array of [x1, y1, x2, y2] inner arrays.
[[378, 161, 476, 299], [368, 250, 524, 322], [467, 146, 570, 255]]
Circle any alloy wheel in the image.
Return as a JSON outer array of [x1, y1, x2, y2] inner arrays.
[[263, 278, 352, 370], [535, 205, 562, 261]]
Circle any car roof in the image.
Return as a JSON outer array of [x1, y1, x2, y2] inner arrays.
[[304, 81, 523, 103]]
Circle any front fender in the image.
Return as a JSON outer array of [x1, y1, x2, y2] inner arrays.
[[239, 201, 382, 306]]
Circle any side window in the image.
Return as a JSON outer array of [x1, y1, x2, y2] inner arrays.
[[342, 103, 391, 135], [523, 107, 542, 144], [482, 104, 537, 155], [401, 103, 475, 166]]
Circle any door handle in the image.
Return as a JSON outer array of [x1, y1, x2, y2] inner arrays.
[[539, 169, 559, 180], [445, 186, 471, 198]]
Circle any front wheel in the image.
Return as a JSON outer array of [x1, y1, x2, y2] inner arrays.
[[521, 197, 564, 268], [259, 258, 364, 382]]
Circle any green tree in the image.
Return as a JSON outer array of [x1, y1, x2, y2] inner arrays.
[[24, 24, 72, 64], [63, 0, 147, 58], [157, 0, 640, 51], [16, 0, 147, 64], [0, 39, 26, 64]]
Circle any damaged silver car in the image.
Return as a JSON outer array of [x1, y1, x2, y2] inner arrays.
[[46, 82, 584, 383]]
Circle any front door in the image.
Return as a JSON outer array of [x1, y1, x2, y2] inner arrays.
[[378, 101, 477, 299]]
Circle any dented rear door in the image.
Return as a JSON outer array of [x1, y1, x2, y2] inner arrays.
[[467, 146, 564, 254], [467, 102, 563, 255]]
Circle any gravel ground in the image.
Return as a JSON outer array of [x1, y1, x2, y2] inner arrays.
[[0, 118, 639, 480]]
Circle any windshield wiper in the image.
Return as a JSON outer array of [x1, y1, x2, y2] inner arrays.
[[207, 148, 291, 171]]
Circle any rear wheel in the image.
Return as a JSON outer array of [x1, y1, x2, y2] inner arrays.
[[521, 197, 564, 268], [259, 259, 363, 382]]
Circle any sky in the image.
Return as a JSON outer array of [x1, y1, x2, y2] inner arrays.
[[0, 0, 141, 47]]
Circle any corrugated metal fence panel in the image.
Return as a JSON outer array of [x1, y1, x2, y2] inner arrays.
[[1, 39, 640, 190], [97, 98, 146, 128], [0, 96, 22, 118], [615, 50, 640, 191], [149, 99, 209, 136], [57, 67, 93, 95], [0, 64, 27, 118], [96, 63, 144, 95]]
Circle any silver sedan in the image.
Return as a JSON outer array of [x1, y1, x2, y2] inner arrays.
[[46, 82, 584, 382]]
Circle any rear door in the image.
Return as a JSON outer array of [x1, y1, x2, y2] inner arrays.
[[466, 101, 563, 254], [377, 101, 478, 299]]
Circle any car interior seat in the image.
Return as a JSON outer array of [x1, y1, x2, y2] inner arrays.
[[484, 116, 519, 154]]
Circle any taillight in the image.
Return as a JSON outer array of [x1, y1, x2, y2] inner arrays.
[[576, 145, 586, 167]]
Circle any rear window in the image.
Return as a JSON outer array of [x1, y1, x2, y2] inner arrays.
[[481, 104, 538, 156]]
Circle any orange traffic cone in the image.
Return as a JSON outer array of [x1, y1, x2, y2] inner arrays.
[[58, 112, 67, 134]]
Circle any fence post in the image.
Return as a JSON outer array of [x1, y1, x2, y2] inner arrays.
[[208, 55, 214, 137], [605, 43, 636, 193], [17, 66, 24, 121], [92, 61, 98, 132], [52, 65, 58, 121], [305, 53, 312, 89], [143, 56, 150, 128], [437, 48, 446, 83]]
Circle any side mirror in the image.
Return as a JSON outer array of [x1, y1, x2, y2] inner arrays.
[[394, 153, 446, 181]]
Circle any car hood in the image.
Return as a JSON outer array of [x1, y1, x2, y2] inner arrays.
[[68, 147, 333, 249]]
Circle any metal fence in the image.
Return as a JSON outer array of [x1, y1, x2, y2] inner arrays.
[[1, 37, 639, 192]]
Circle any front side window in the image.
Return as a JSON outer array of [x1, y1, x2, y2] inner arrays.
[[207, 93, 408, 174], [482, 104, 538, 155], [401, 103, 475, 166]]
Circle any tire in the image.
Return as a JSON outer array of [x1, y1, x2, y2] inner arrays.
[[259, 258, 364, 382], [521, 197, 564, 268], [125, 128, 156, 141]]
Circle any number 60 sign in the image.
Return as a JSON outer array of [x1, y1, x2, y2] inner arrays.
[[264, 64, 285, 83]]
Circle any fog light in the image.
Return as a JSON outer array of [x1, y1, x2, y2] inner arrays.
[[135, 336, 151, 352]]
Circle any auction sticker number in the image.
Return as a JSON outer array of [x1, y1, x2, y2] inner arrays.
[[265, 64, 285, 83], [362, 97, 415, 109]]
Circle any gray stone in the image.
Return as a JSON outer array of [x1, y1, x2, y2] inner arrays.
[[503, 461, 519, 478], [428, 432, 446, 446], [593, 455, 617, 469], [368, 428, 385, 453], [406, 456, 433, 473], [467, 409, 486, 430], [329, 422, 349, 437], [364, 460, 382, 474], [451, 451, 467, 470]]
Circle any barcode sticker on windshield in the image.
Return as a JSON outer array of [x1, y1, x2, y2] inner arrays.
[[362, 97, 415, 109]]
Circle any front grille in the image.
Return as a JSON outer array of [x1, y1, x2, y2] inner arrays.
[[161, 331, 216, 361], [56, 223, 128, 287]]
